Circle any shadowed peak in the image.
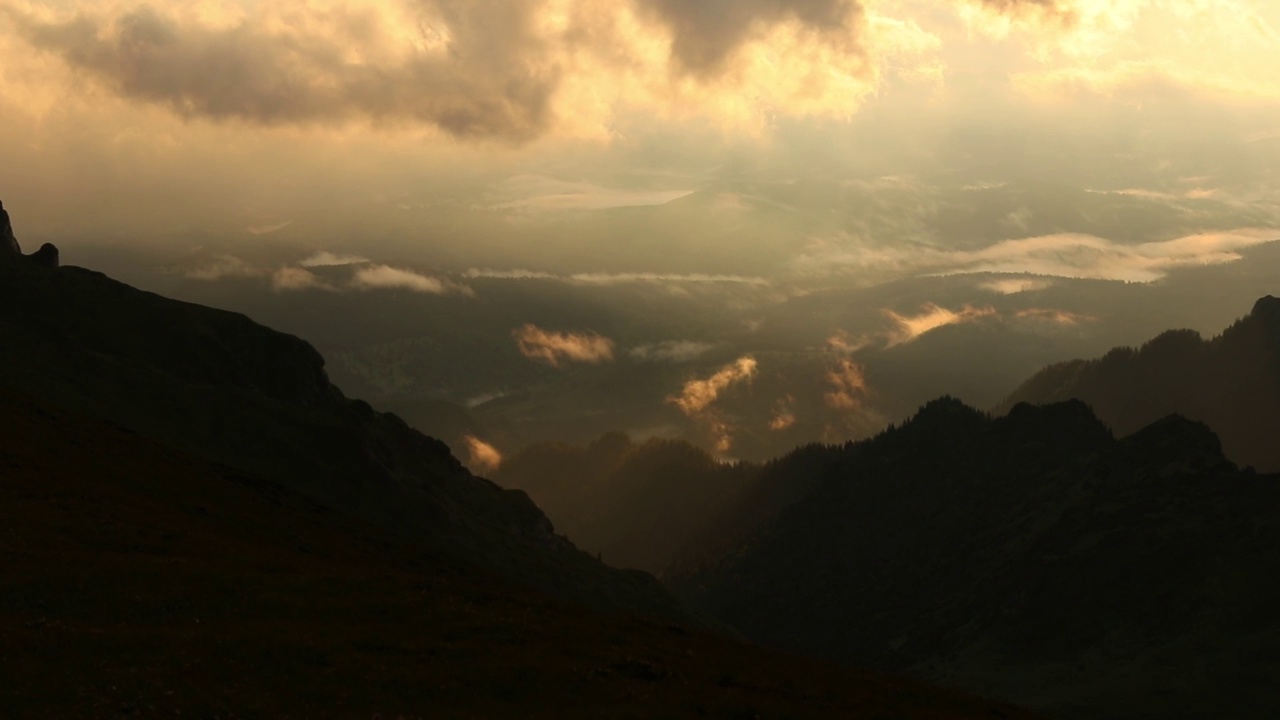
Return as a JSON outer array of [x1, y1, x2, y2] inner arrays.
[[0, 199, 19, 255], [1121, 414, 1233, 473], [0, 200, 57, 266], [1251, 295, 1280, 324]]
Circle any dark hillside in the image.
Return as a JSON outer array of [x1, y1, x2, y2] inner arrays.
[[671, 399, 1280, 719], [999, 295, 1280, 471], [0, 389, 1043, 719]]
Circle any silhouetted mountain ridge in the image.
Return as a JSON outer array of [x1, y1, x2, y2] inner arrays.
[[668, 397, 1279, 719], [0, 247, 687, 621], [1000, 295, 1280, 471]]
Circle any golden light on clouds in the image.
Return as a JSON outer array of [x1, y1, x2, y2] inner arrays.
[[669, 356, 759, 415], [464, 435, 504, 474], [824, 359, 868, 410], [883, 303, 998, 347], [513, 324, 617, 367]]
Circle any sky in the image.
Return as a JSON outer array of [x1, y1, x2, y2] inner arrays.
[[2, 0, 1279, 463]]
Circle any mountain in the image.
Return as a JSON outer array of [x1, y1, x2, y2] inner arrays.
[[0, 246, 683, 620], [494, 433, 835, 576], [1, 388, 1043, 719], [494, 434, 760, 573], [998, 296, 1280, 471], [0, 215, 1039, 717], [668, 398, 1280, 719]]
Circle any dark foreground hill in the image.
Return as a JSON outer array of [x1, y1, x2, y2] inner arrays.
[[669, 399, 1280, 720], [999, 295, 1280, 471], [1, 389, 1045, 719], [0, 243, 1039, 716], [0, 250, 683, 621]]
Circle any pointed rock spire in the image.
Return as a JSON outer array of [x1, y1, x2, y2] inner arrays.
[[0, 199, 20, 255]]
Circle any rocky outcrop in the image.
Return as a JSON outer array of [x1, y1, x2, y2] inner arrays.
[[1, 200, 20, 255], [0, 200, 58, 267]]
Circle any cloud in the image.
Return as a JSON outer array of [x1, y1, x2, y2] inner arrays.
[[826, 330, 873, 355], [464, 435, 503, 473], [1014, 307, 1095, 325], [299, 251, 369, 267], [629, 340, 714, 363], [185, 254, 262, 280], [246, 220, 292, 235], [6, 1, 559, 142], [271, 266, 330, 292], [669, 356, 758, 415], [634, 0, 864, 77], [793, 230, 1280, 284], [567, 272, 771, 287], [351, 265, 473, 295], [3, 0, 893, 141], [464, 268, 771, 286], [490, 175, 695, 211], [980, 277, 1055, 294], [769, 394, 797, 430], [824, 358, 867, 410], [464, 268, 559, 280], [883, 303, 998, 346], [513, 324, 616, 367]]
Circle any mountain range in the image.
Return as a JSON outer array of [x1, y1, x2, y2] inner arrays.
[[0, 222, 1038, 717], [667, 399, 1280, 719], [1000, 296, 1280, 472]]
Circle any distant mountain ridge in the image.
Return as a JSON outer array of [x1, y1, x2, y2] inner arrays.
[[668, 397, 1280, 719], [999, 295, 1280, 471]]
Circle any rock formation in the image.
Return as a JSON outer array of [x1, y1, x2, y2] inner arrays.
[[0, 200, 19, 255], [0, 200, 59, 268]]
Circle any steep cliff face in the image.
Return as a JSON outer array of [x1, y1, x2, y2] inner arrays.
[[0, 247, 687, 621]]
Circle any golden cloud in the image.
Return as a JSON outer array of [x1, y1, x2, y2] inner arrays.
[[350, 265, 474, 295], [824, 358, 868, 410], [669, 356, 759, 415], [464, 435, 504, 474], [883, 303, 998, 347], [769, 394, 798, 430], [1014, 307, 1095, 325], [271, 266, 330, 292], [513, 324, 617, 367]]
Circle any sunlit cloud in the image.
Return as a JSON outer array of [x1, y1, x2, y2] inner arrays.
[[185, 254, 262, 281], [630, 340, 714, 363], [464, 268, 770, 287], [824, 358, 868, 410], [568, 272, 770, 287], [299, 251, 369, 267], [980, 277, 1056, 295], [271, 266, 330, 292], [513, 324, 616, 367], [490, 175, 695, 211], [351, 265, 474, 296], [769, 394, 797, 430], [826, 330, 873, 355], [1014, 307, 1095, 325], [883, 303, 998, 347], [669, 356, 758, 415], [464, 435, 503, 474], [793, 230, 1280, 284]]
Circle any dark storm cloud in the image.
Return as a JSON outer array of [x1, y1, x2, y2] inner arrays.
[[5, 1, 558, 142], [635, 0, 864, 76]]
